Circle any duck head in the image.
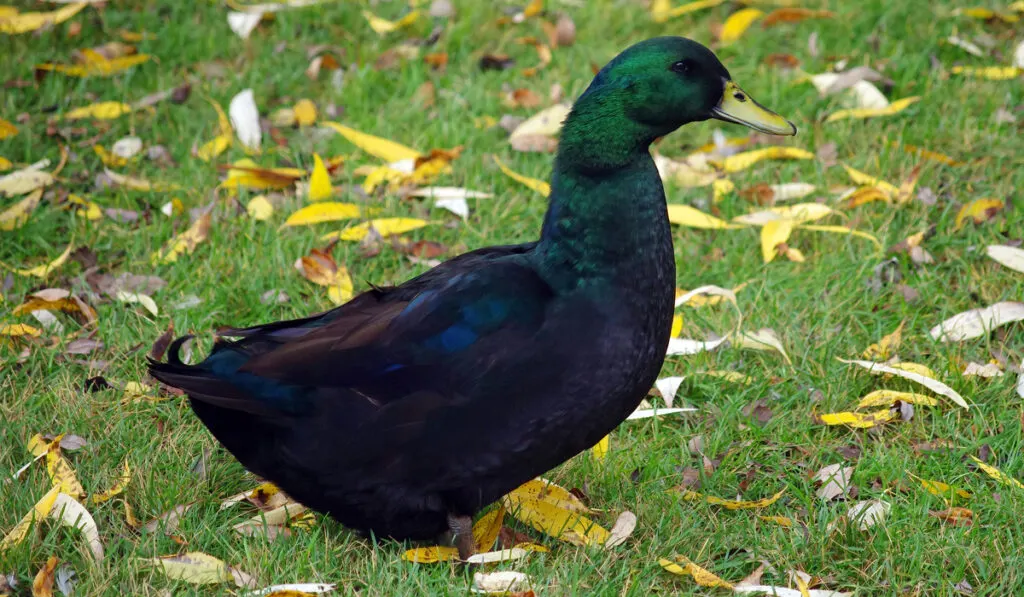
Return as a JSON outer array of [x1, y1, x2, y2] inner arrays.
[[579, 36, 796, 138]]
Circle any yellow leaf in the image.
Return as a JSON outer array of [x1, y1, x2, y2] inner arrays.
[[0, 322, 42, 337], [46, 437, 86, 499], [0, 165, 54, 197], [0, 118, 17, 139], [5, 240, 73, 278], [472, 505, 505, 551], [711, 178, 734, 203], [952, 66, 1020, 80], [64, 101, 132, 121], [798, 224, 881, 249], [32, 555, 58, 597], [507, 478, 591, 513], [670, 314, 682, 337], [246, 195, 274, 220], [667, 204, 745, 229], [362, 9, 420, 35], [401, 546, 459, 563], [841, 358, 968, 409], [698, 370, 752, 384], [492, 155, 550, 197], [888, 362, 936, 379], [785, 247, 805, 262], [0, 188, 42, 231], [307, 153, 333, 201], [970, 456, 1024, 490], [592, 435, 609, 460], [712, 147, 813, 173], [327, 217, 429, 242], [293, 99, 317, 126], [0, 156, 11, 171], [659, 556, 735, 589], [862, 321, 904, 360], [817, 408, 895, 429], [719, 8, 763, 43], [115, 291, 159, 316], [652, 0, 725, 23], [758, 515, 794, 527], [502, 497, 608, 546], [197, 134, 231, 162], [104, 168, 179, 192], [891, 142, 963, 167], [825, 96, 920, 122], [680, 488, 785, 510], [911, 475, 972, 500], [955, 6, 1020, 21], [760, 219, 793, 263], [92, 460, 131, 504], [843, 186, 890, 208], [37, 53, 150, 77], [954, 198, 1004, 231], [322, 121, 421, 162], [841, 164, 900, 197], [0, 3, 87, 35], [327, 265, 353, 305], [284, 202, 362, 227], [151, 212, 212, 264], [138, 552, 234, 585], [856, 390, 937, 409], [0, 485, 60, 551]]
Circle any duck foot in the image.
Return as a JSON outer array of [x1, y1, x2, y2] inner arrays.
[[447, 513, 476, 562]]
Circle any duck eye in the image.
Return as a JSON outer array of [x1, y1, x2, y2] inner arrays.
[[670, 60, 694, 74]]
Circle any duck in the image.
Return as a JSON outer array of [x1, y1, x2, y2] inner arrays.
[[148, 36, 795, 560]]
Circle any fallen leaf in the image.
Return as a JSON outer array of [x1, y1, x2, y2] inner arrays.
[[840, 359, 968, 409], [0, 162, 54, 197], [825, 96, 920, 122], [970, 456, 1024, 490], [0, 3, 88, 35], [493, 155, 550, 196], [362, 9, 420, 35], [506, 479, 591, 513], [847, 499, 890, 530], [651, 0, 725, 23], [37, 53, 150, 77], [44, 438, 85, 499], [104, 168, 179, 192], [307, 153, 332, 201], [472, 506, 505, 552], [0, 322, 43, 337], [0, 118, 17, 139], [115, 291, 158, 316], [50, 493, 103, 561], [667, 204, 745, 229], [229, 89, 261, 152], [591, 434, 609, 460], [719, 8, 764, 44], [603, 511, 637, 548], [841, 164, 900, 198], [679, 489, 785, 510], [509, 103, 571, 142], [227, 11, 262, 39], [472, 570, 532, 595], [913, 476, 972, 500], [322, 122, 420, 162], [951, 66, 1021, 80], [892, 142, 963, 167], [242, 584, 336, 596], [32, 556, 59, 597], [712, 147, 814, 173], [963, 362, 1003, 378], [329, 218, 429, 243], [929, 507, 974, 526], [761, 219, 794, 263], [0, 485, 60, 551], [817, 408, 896, 429], [501, 497, 609, 546], [987, 245, 1024, 273], [64, 101, 132, 121], [762, 8, 834, 26], [862, 321, 904, 359], [954, 198, 1004, 230], [246, 195, 274, 221], [0, 188, 43, 230], [92, 460, 130, 504], [151, 212, 212, 264], [137, 552, 237, 585], [929, 302, 1024, 342], [401, 545, 459, 564], [294, 246, 353, 305], [659, 556, 735, 589], [5, 241, 74, 278], [856, 390, 938, 408], [733, 328, 791, 364]]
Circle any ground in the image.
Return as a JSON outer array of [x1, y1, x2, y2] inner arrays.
[[2, 0, 1023, 595]]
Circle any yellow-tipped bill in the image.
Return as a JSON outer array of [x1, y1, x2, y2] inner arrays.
[[712, 81, 796, 136]]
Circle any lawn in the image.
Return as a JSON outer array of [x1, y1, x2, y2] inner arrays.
[[2, 0, 1023, 595]]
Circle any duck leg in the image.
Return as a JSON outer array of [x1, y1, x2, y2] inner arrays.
[[447, 513, 476, 561]]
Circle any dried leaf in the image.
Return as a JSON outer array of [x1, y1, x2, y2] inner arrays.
[[151, 212, 212, 264], [137, 552, 235, 585], [506, 479, 591, 513], [817, 408, 895, 429], [954, 198, 1004, 230], [229, 89, 261, 152], [667, 204, 745, 229], [659, 556, 734, 589], [951, 66, 1021, 80], [64, 101, 132, 121], [680, 489, 785, 510], [651, 0, 725, 23], [0, 486, 60, 551], [929, 507, 974, 526], [362, 9, 420, 35], [857, 390, 937, 408], [322, 122, 420, 162], [929, 302, 1024, 342], [242, 584, 336, 596], [92, 460, 130, 504], [847, 499, 890, 530], [825, 96, 920, 122], [591, 434, 609, 460], [604, 511, 637, 548], [294, 246, 353, 305], [862, 321, 904, 359], [472, 571, 532, 594], [492, 155, 550, 196], [45, 439, 85, 499], [0, 188, 43, 231], [712, 147, 813, 173], [970, 456, 1024, 490], [0, 163, 54, 197], [0, 3, 88, 35], [733, 328, 791, 364], [50, 493, 103, 561], [762, 8, 834, 26], [5, 241, 74, 278], [840, 358, 968, 409], [32, 556, 59, 597], [987, 245, 1024, 273], [719, 9, 764, 44]]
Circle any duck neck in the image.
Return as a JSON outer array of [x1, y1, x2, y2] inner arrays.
[[536, 95, 675, 292]]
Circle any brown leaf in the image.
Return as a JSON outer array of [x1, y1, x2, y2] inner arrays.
[[149, 323, 174, 361], [763, 53, 801, 69], [395, 240, 448, 259], [480, 54, 515, 71], [762, 8, 835, 27], [423, 52, 448, 70], [414, 81, 436, 109], [554, 14, 576, 46], [929, 507, 973, 526], [32, 556, 59, 597], [505, 88, 543, 109]]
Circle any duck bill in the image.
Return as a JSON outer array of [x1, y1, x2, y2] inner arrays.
[[712, 81, 797, 136]]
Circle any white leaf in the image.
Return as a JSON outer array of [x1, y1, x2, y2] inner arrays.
[[112, 136, 143, 159], [847, 499, 890, 530], [735, 586, 851, 597], [464, 547, 529, 565], [732, 328, 791, 364], [814, 464, 853, 501], [626, 407, 696, 420], [50, 493, 104, 562], [987, 245, 1024, 273], [242, 583, 336, 597], [509, 103, 572, 141], [840, 358, 968, 409], [1015, 40, 1024, 69], [654, 376, 685, 407], [770, 182, 816, 202], [929, 302, 1024, 342], [1018, 360, 1024, 399], [667, 336, 728, 356], [433, 197, 468, 219], [809, 70, 889, 109], [407, 187, 493, 200], [962, 362, 1004, 378], [947, 35, 985, 57], [603, 510, 637, 548], [229, 89, 261, 151], [472, 570, 532, 594], [227, 11, 263, 39], [115, 291, 158, 316], [31, 309, 64, 334]]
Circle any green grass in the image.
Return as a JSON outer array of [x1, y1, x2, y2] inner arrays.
[[2, 0, 1023, 595]]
